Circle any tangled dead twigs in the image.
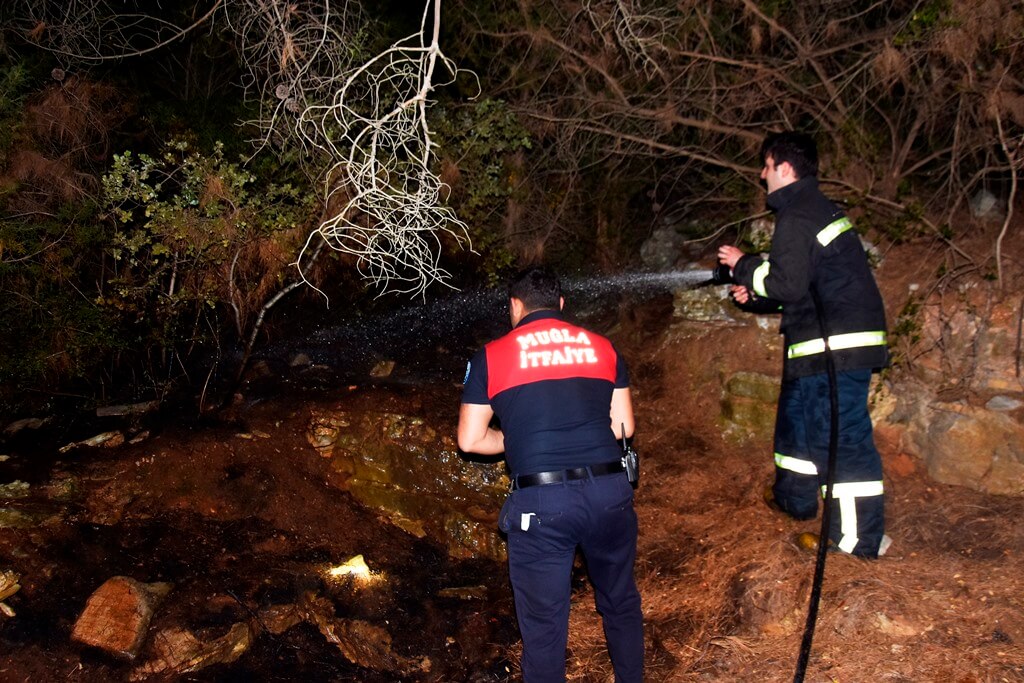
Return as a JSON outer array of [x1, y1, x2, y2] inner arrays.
[[228, 0, 366, 159], [297, 0, 473, 298], [11, 0, 226, 63]]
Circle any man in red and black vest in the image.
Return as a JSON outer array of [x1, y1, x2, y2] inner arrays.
[[457, 267, 643, 682]]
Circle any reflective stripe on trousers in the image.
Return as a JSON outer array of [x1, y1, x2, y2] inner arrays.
[[771, 368, 886, 557], [775, 452, 817, 475], [821, 480, 884, 554]]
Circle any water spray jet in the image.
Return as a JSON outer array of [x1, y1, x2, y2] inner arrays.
[[562, 267, 732, 296]]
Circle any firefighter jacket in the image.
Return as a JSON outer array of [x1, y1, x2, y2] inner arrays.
[[732, 176, 889, 380]]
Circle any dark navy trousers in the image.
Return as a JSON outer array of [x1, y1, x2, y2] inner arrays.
[[772, 369, 886, 557], [499, 472, 644, 682]]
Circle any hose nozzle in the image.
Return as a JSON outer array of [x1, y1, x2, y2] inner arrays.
[[709, 263, 733, 285]]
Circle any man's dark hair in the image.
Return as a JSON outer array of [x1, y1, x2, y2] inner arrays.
[[509, 266, 561, 311], [761, 131, 818, 179]]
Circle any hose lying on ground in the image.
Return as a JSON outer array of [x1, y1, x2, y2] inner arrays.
[[792, 287, 840, 683]]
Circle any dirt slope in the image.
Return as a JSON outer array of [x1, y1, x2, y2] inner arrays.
[[558, 239, 1024, 682]]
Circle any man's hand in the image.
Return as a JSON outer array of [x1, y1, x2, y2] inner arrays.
[[730, 284, 751, 304], [717, 245, 744, 269], [717, 245, 750, 302]]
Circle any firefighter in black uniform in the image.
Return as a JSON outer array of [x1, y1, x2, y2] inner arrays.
[[457, 267, 644, 682], [718, 131, 891, 558]]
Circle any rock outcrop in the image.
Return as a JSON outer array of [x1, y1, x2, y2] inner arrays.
[[886, 383, 1024, 495], [886, 285, 1024, 495], [680, 282, 1024, 497], [308, 406, 508, 560]]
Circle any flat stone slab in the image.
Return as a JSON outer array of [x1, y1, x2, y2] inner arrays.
[[71, 576, 173, 660]]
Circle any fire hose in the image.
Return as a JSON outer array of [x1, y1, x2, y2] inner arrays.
[[700, 265, 839, 682], [792, 286, 839, 683]]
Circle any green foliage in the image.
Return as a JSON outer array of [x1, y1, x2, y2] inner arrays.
[[100, 138, 314, 347], [0, 206, 122, 412], [0, 59, 114, 401], [887, 294, 923, 371], [894, 0, 955, 46], [0, 135, 316, 413], [433, 99, 532, 282], [0, 61, 30, 165]]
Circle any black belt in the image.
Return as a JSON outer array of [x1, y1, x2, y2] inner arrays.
[[512, 460, 625, 490]]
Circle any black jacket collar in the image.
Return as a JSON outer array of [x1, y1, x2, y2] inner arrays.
[[767, 176, 818, 213], [515, 309, 562, 328]]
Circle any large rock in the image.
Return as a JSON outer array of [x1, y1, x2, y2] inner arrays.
[[721, 371, 781, 441], [71, 576, 173, 660], [673, 284, 740, 323], [886, 282, 1024, 495], [913, 288, 1022, 394], [897, 394, 1024, 496], [301, 594, 429, 676], [639, 226, 686, 271], [970, 188, 1004, 220], [308, 407, 508, 561]]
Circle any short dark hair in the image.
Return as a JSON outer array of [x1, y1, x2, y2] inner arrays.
[[761, 131, 818, 179], [509, 266, 561, 311]]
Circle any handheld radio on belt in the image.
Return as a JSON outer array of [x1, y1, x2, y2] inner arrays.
[[620, 423, 639, 487]]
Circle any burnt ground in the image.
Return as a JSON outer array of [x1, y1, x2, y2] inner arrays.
[[2, 235, 1024, 682], [0, 389, 518, 682]]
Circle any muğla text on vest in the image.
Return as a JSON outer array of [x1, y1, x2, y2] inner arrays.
[[515, 328, 597, 368]]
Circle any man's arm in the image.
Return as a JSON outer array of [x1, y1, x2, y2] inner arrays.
[[610, 387, 635, 440], [457, 403, 505, 455], [720, 244, 792, 306]]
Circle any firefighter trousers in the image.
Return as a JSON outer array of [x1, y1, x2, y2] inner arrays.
[[771, 368, 886, 557]]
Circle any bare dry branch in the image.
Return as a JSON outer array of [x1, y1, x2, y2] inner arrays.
[[296, 0, 471, 298], [226, 0, 366, 159], [994, 111, 1023, 291], [12, 0, 226, 63]]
